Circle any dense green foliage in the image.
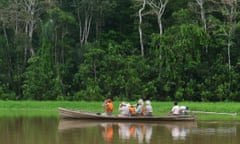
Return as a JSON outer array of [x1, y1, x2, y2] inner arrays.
[[0, 0, 240, 101]]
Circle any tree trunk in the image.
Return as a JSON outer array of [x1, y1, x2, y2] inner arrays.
[[195, 0, 208, 54], [138, 0, 146, 57], [147, 0, 169, 36], [221, 0, 238, 71], [196, 0, 207, 32], [76, 7, 93, 47], [147, 0, 169, 61]]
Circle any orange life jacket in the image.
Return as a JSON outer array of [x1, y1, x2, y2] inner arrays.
[[106, 102, 113, 113], [129, 106, 136, 115]]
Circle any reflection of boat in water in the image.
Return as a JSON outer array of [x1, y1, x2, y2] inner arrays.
[[101, 123, 114, 143], [58, 119, 154, 131], [58, 107, 196, 121], [191, 127, 237, 135], [167, 122, 237, 140], [162, 121, 198, 140], [58, 119, 197, 143], [169, 125, 191, 140], [191, 122, 237, 136], [58, 119, 197, 131], [117, 122, 155, 143], [58, 119, 103, 130]]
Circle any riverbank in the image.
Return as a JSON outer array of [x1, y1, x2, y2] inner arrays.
[[0, 101, 239, 120]]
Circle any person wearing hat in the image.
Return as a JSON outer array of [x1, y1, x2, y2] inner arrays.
[[102, 98, 114, 115], [118, 102, 130, 116], [135, 99, 145, 116], [128, 105, 136, 116], [144, 100, 153, 116]]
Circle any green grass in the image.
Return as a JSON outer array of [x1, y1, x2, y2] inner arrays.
[[0, 100, 239, 120]]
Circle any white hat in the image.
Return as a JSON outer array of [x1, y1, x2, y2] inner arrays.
[[145, 100, 151, 105], [138, 99, 144, 105]]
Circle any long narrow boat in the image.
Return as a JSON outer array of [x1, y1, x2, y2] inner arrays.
[[58, 107, 196, 122]]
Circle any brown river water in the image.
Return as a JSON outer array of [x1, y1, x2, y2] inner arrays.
[[0, 117, 239, 144]]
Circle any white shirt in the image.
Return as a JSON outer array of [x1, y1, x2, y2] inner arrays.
[[119, 105, 130, 116], [145, 105, 153, 113], [171, 105, 180, 115], [135, 104, 143, 114], [179, 106, 188, 114]]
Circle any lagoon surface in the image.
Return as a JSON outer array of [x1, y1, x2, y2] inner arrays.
[[0, 117, 239, 144]]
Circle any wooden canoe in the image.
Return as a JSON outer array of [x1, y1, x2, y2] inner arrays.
[[58, 107, 196, 122]]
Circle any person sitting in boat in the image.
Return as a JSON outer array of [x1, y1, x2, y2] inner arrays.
[[179, 106, 189, 115], [102, 98, 114, 115], [118, 102, 130, 116], [144, 100, 153, 116], [128, 105, 137, 116], [135, 99, 145, 116], [169, 101, 180, 115]]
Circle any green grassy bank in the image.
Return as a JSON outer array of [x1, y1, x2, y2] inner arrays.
[[0, 101, 239, 121]]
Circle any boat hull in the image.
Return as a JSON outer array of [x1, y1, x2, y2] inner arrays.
[[58, 107, 196, 122]]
